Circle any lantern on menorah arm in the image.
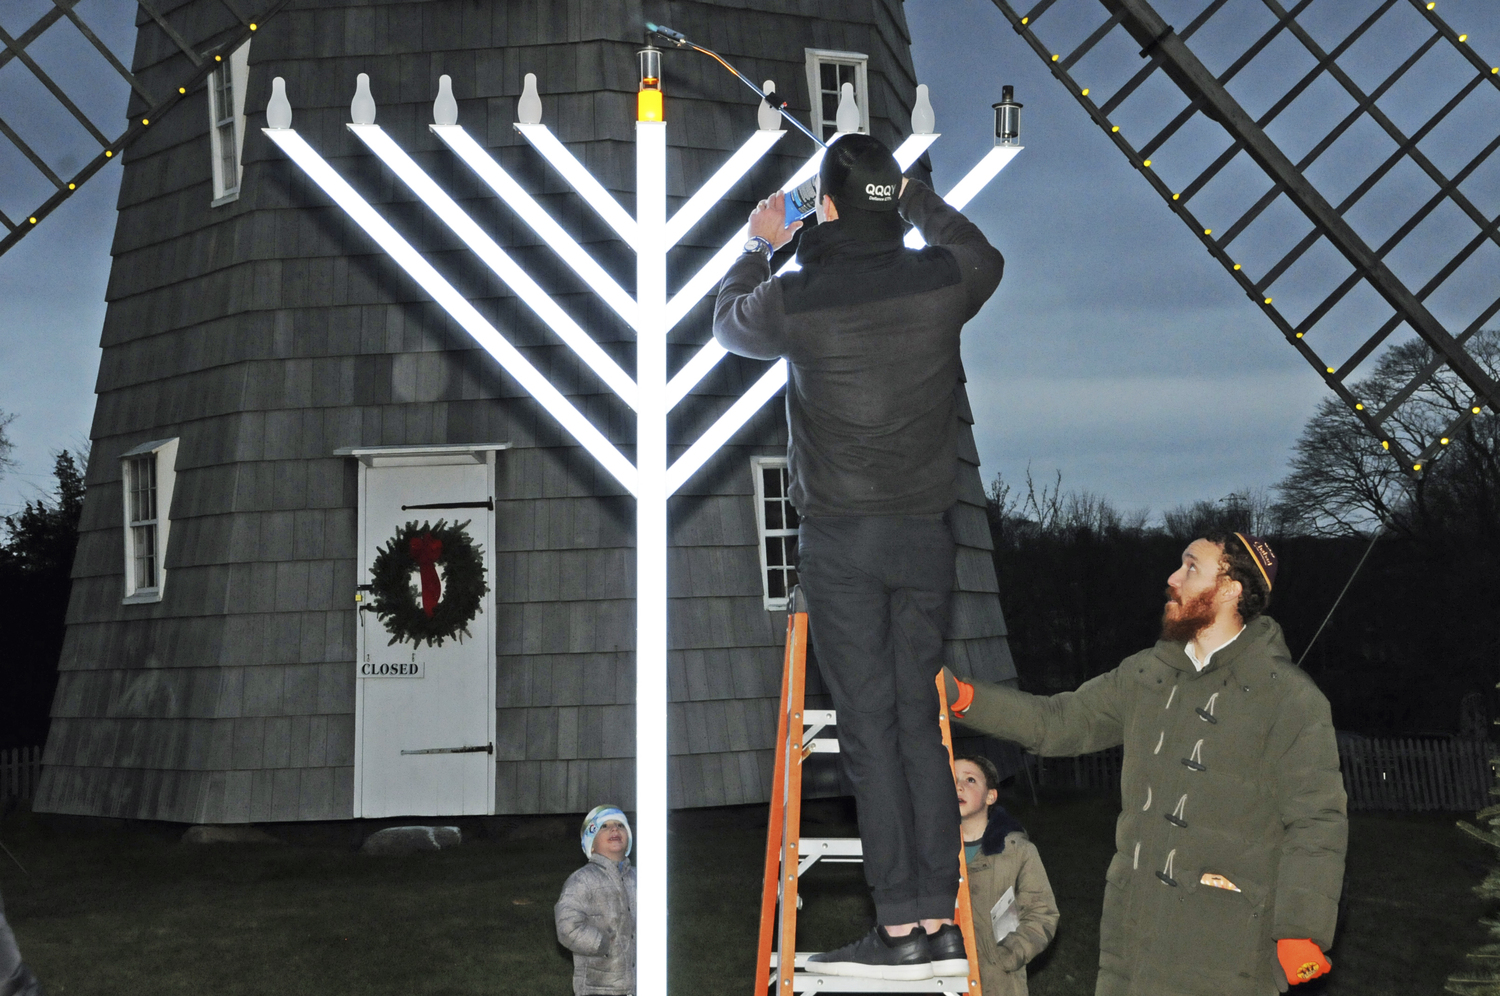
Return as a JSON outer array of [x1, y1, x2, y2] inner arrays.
[[994, 83, 1023, 146], [638, 43, 664, 122]]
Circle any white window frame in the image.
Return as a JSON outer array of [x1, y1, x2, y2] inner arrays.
[[805, 48, 870, 141], [121, 438, 179, 603], [207, 40, 251, 205], [752, 456, 800, 611]]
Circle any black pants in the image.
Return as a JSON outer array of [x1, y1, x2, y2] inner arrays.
[[797, 514, 960, 925]]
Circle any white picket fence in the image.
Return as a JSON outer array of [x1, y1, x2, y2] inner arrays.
[[1033, 735, 1493, 812], [0, 746, 43, 803]]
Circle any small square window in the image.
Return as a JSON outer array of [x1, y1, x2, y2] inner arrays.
[[753, 458, 800, 610], [805, 49, 869, 141]]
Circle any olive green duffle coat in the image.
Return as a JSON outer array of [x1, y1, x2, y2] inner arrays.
[[959, 616, 1346, 996]]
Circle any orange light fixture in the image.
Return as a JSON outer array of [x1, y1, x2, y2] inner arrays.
[[638, 45, 663, 122]]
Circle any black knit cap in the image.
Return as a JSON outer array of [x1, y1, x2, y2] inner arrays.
[[819, 133, 902, 214]]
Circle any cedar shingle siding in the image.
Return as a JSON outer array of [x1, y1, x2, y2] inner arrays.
[[38, 0, 1016, 822]]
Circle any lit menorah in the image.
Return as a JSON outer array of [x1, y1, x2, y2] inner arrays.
[[262, 66, 1019, 993]]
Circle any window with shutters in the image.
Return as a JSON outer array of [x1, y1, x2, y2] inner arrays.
[[207, 40, 251, 204], [121, 438, 178, 602]]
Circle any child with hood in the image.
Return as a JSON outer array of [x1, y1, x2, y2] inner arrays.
[[955, 755, 1058, 995], [555, 805, 636, 995]]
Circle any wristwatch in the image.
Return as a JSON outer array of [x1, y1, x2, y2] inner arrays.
[[743, 235, 773, 260]]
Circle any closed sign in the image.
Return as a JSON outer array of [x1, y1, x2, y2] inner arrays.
[[360, 660, 425, 678]]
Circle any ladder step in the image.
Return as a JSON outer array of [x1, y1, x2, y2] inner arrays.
[[768, 953, 973, 992], [797, 837, 863, 859]]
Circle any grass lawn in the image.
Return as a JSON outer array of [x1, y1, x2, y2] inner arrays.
[[0, 790, 1491, 995]]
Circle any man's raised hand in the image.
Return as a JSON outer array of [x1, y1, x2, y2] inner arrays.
[[749, 191, 802, 250]]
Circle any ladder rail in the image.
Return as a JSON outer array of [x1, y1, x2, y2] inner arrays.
[[755, 584, 985, 995], [937, 672, 984, 994], [754, 607, 799, 994]]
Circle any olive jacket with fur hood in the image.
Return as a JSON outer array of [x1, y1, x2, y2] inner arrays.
[[966, 809, 1058, 996], [956, 615, 1346, 996]]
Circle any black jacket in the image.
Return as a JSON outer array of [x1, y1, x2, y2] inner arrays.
[[712, 180, 1003, 516]]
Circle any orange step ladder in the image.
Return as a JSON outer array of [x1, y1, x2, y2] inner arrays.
[[754, 588, 983, 994]]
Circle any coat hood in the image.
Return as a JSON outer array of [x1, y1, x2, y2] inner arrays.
[[980, 805, 1027, 856]]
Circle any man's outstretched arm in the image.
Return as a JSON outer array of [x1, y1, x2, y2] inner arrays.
[[945, 667, 1126, 756]]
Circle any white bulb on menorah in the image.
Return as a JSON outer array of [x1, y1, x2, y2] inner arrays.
[[263, 69, 1019, 995]]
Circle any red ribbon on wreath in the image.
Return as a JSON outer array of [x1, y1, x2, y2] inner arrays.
[[409, 533, 444, 618]]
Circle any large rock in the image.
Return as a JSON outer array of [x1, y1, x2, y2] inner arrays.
[[182, 825, 282, 845], [360, 825, 462, 856]]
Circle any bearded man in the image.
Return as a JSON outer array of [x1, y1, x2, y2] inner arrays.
[[944, 533, 1346, 996]]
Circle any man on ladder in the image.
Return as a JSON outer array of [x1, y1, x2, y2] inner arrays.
[[715, 133, 1004, 980]]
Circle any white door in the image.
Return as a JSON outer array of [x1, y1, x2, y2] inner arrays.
[[353, 446, 500, 817]]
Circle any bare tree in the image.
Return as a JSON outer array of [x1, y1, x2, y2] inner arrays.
[[1274, 330, 1499, 539], [1163, 487, 1290, 543], [0, 411, 15, 480]]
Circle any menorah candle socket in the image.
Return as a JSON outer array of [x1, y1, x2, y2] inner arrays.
[[993, 85, 1022, 146], [758, 80, 783, 132], [835, 82, 860, 134], [433, 74, 457, 126], [352, 72, 376, 125], [638, 45, 663, 122], [911, 83, 935, 135]]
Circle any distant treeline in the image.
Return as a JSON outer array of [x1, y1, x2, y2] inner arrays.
[[0, 441, 84, 751], [990, 332, 1500, 737]]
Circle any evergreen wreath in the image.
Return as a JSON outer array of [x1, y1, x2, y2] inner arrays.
[[368, 519, 489, 648]]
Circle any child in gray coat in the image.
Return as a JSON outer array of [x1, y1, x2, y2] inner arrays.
[[555, 805, 636, 996]]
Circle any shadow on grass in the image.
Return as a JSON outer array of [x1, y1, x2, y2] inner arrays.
[[0, 789, 1489, 995]]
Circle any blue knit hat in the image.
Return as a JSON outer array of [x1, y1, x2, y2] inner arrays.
[[581, 805, 632, 860]]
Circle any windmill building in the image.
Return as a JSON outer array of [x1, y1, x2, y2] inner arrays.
[[36, 0, 1018, 824]]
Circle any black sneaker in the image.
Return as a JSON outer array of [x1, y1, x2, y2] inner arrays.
[[928, 923, 969, 976], [805, 926, 934, 981]]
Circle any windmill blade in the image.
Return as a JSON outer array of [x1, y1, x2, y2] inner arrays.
[[990, 0, 1500, 477], [0, 0, 289, 258]]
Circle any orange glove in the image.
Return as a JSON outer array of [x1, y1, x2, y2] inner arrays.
[[941, 667, 975, 717], [1277, 939, 1330, 985]]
